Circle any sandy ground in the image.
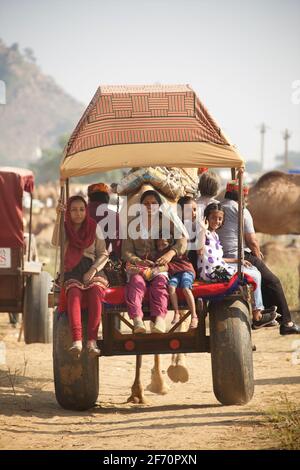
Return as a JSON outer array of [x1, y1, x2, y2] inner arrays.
[[0, 312, 300, 451]]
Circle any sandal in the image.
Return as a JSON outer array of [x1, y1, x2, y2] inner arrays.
[[87, 340, 101, 357], [69, 343, 82, 359], [87, 345, 101, 358], [189, 317, 199, 330]]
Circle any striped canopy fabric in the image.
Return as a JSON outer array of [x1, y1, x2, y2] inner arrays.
[[60, 85, 244, 178]]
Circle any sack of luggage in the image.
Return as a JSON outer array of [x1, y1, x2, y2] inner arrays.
[[117, 166, 198, 200]]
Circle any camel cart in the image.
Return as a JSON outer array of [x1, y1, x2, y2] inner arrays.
[[0, 167, 52, 343], [52, 85, 254, 411]]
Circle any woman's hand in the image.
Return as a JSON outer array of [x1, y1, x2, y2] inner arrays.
[[140, 259, 155, 267], [56, 201, 66, 215], [242, 260, 252, 268], [197, 247, 204, 256], [156, 249, 176, 265], [199, 217, 209, 231], [83, 267, 97, 283]]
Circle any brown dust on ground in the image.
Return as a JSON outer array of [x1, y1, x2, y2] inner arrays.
[[0, 313, 300, 450]]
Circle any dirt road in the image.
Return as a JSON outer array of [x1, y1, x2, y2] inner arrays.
[[0, 314, 300, 450]]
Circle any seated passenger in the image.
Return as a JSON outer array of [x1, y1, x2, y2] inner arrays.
[[218, 180, 300, 335], [53, 195, 109, 356], [122, 190, 187, 334], [198, 203, 277, 329], [87, 182, 121, 259], [155, 236, 198, 330], [178, 195, 206, 273]]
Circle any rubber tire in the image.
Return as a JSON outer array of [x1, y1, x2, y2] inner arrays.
[[53, 309, 99, 411], [209, 298, 254, 405], [23, 271, 52, 344]]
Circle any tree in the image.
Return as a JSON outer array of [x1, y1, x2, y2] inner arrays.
[[31, 134, 69, 183], [24, 47, 36, 63], [32, 134, 127, 184], [10, 43, 19, 52]]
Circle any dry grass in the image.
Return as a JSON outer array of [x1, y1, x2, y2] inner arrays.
[[265, 394, 300, 450], [268, 262, 299, 310], [257, 234, 300, 309]]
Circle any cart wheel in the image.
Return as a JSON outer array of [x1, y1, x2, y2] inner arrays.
[[209, 298, 254, 405], [53, 309, 99, 411], [23, 271, 52, 344]]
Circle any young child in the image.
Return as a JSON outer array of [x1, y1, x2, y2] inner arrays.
[[178, 196, 207, 272], [155, 237, 198, 330], [198, 203, 277, 328]]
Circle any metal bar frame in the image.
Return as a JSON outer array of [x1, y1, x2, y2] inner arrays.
[[27, 193, 33, 262]]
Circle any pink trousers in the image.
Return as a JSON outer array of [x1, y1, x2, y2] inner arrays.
[[125, 274, 168, 320], [67, 286, 103, 341]]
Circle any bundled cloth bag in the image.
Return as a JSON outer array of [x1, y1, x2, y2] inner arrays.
[[117, 167, 198, 200]]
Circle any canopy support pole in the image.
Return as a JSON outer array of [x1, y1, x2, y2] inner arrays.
[[59, 185, 65, 286], [237, 169, 244, 281], [66, 178, 69, 200]]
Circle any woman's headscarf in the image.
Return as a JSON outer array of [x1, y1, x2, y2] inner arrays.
[[64, 195, 97, 271]]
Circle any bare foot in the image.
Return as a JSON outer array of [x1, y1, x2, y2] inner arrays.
[[171, 312, 181, 325], [189, 317, 198, 330]]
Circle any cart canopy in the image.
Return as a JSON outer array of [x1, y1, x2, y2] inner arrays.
[[60, 85, 244, 179], [0, 167, 34, 248]]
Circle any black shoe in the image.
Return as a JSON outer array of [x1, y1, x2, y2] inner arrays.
[[279, 322, 300, 335], [252, 311, 277, 330], [261, 306, 277, 315]]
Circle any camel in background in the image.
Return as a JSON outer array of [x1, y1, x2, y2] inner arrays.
[[247, 171, 300, 235]]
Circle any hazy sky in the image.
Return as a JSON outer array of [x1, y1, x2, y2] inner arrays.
[[0, 0, 299, 169]]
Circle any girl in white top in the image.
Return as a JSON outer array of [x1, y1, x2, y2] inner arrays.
[[199, 203, 277, 328]]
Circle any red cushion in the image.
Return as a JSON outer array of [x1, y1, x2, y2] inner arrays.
[[58, 273, 256, 312]]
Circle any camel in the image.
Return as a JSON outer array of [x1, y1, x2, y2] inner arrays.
[[127, 311, 191, 404], [247, 171, 300, 235]]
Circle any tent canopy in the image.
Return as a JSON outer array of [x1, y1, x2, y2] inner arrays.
[[0, 167, 34, 248], [0, 167, 34, 193], [60, 85, 244, 179]]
